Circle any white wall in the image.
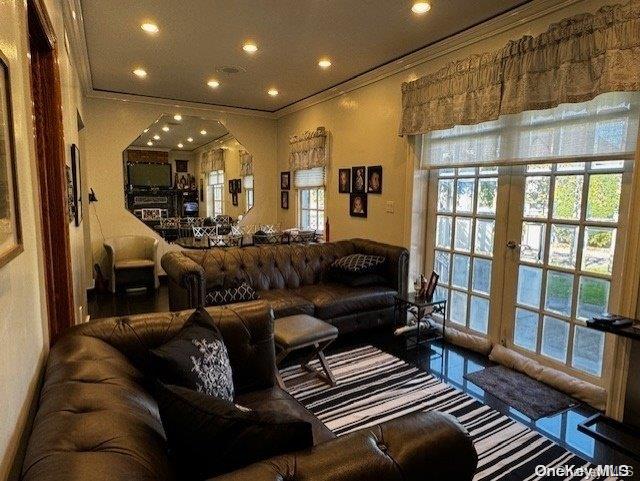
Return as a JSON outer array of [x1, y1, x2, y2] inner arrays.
[[84, 98, 277, 276], [276, 0, 611, 249], [0, 0, 91, 476]]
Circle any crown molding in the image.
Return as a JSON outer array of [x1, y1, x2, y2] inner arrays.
[[274, 0, 582, 118], [63, 0, 582, 121]]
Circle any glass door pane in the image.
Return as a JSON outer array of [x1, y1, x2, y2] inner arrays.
[[506, 161, 626, 379]]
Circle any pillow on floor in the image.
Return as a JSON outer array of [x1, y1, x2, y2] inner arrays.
[[150, 307, 234, 401], [332, 253, 385, 274], [155, 383, 313, 479], [205, 282, 259, 306]]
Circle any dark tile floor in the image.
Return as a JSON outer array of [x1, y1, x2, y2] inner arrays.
[[89, 284, 639, 476]]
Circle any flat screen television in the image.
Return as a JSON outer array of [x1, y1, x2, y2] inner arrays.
[[127, 162, 172, 188]]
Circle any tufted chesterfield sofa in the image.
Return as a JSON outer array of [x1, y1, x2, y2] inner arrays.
[[161, 238, 408, 333], [20, 302, 478, 481]]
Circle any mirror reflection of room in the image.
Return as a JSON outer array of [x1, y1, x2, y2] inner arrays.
[[123, 115, 257, 247]]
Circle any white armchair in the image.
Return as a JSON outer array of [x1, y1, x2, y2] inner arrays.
[[104, 236, 159, 293]]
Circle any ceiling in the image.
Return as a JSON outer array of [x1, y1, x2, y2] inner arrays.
[[79, 0, 530, 112], [128, 114, 229, 151]]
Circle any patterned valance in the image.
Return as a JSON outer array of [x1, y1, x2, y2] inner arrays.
[[289, 127, 328, 171], [239, 150, 253, 176], [199, 148, 225, 173], [400, 0, 640, 135]]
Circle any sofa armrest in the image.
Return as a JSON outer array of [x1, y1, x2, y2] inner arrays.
[[351, 238, 409, 296], [161, 251, 206, 308], [210, 411, 476, 481]]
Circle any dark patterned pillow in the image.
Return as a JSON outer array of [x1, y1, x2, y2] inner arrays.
[[205, 282, 259, 306], [332, 253, 385, 273], [150, 307, 234, 401]]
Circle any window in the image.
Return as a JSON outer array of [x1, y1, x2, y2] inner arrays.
[[243, 175, 254, 212], [420, 92, 639, 384], [295, 167, 325, 231], [299, 187, 325, 231], [207, 170, 224, 217]]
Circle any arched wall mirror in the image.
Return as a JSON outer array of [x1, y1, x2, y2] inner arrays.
[[123, 114, 255, 242]]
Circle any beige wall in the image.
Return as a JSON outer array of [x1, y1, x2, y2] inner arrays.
[[276, 0, 610, 249], [0, 0, 90, 477], [84, 98, 277, 275]]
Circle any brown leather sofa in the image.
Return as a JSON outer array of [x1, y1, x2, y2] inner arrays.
[[20, 302, 478, 481], [161, 238, 408, 333]]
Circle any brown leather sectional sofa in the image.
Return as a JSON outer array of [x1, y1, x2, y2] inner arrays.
[[20, 302, 478, 481], [161, 238, 408, 333]]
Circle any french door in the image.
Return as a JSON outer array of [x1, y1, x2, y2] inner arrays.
[[426, 159, 631, 386]]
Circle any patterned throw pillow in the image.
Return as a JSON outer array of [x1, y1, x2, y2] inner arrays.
[[205, 282, 259, 306], [150, 308, 234, 401], [332, 253, 386, 273]]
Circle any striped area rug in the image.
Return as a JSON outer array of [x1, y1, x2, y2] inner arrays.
[[280, 346, 617, 481]]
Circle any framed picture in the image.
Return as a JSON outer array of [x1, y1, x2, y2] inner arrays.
[[352, 166, 366, 193], [280, 171, 290, 190], [71, 144, 82, 226], [199, 177, 204, 202], [66, 165, 75, 223], [338, 168, 351, 193], [228, 179, 234, 193], [367, 165, 382, 194], [175, 159, 188, 173], [141, 208, 163, 221], [281, 191, 289, 209], [426, 271, 439, 301], [232, 192, 238, 206], [349, 193, 367, 218], [0, 54, 22, 268]]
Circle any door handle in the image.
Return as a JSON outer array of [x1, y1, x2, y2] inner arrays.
[[506, 240, 520, 250]]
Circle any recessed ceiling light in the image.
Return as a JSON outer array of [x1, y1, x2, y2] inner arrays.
[[147, 141, 153, 146], [187, 137, 194, 142], [162, 126, 170, 132], [174, 114, 182, 121], [267, 88, 279, 97], [243, 42, 258, 54], [200, 130, 207, 135], [141, 23, 159, 34], [207, 79, 220, 88], [411, 2, 431, 14], [153, 134, 160, 140], [318, 58, 332, 69], [132, 68, 147, 78], [177, 143, 184, 148]]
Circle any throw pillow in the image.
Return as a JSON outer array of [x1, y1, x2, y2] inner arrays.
[[332, 253, 386, 273], [205, 281, 259, 306], [155, 383, 313, 479], [150, 307, 234, 401]]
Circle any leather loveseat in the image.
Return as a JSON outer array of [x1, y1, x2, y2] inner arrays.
[[20, 302, 478, 481], [161, 238, 408, 333]]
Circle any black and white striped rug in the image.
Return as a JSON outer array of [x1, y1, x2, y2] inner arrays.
[[280, 346, 617, 481]]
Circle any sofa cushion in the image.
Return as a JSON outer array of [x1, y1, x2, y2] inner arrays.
[[296, 284, 397, 320], [155, 383, 313, 479], [258, 289, 315, 318], [235, 386, 335, 445], [115, 258, 155, 269], [150, 308, 234, 401]]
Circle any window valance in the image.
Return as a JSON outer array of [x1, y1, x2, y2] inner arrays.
[[199, 148, 225, 173], [400, 0, 640, 135], [289, 127, 328, 171], [239, 150, 253, 176]]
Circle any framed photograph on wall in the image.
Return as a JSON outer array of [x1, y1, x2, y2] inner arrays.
[[175, 159, 188, 173], [232, 192, 238, 206], [352, 166, 366, 193], [280, 171, 290, 190], [234, 179, 241, 193], [228, 179, 234, 193], [71, 144, 82, 226], [281, 191, 289, 209], [0, 54, 22, 268], [65, 165, 75, 223], [338, 168, 351, 193], [349, 193, 367, 218], [367, 165, 382, 194]]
